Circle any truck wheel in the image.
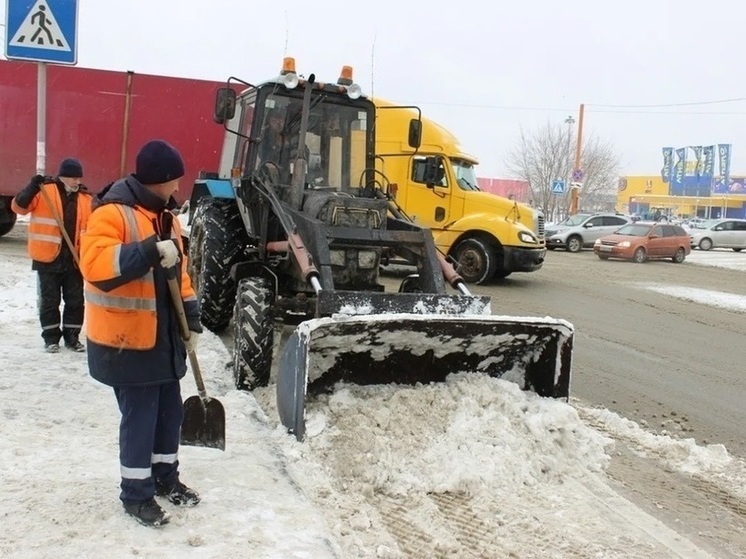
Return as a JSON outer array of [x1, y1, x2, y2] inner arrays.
[[189, 197, 247, 332], [0, 211, 16, 237], [233, 277, 274, 390], [452, 238, 496, 284]]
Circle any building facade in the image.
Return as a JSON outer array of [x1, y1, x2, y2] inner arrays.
[[616, 175, 746, 219]]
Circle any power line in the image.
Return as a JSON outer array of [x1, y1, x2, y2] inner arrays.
[[587, 97, 746, 108], [414, 95, 746, 115]]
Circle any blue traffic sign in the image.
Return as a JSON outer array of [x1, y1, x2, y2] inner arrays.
[[551, 179, 566, 195], [5, 0, 78, 64]]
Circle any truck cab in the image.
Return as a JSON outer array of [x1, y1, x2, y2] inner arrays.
[[374, 99, 545, 283]]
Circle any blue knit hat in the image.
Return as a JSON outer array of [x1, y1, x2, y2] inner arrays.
[[58, 158, 83, 178], [135, 139, 185, 185]]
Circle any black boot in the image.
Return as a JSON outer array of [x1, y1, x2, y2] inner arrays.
[[122, 498, 171, 526], [155, 480, 201, 506], [64, 332, 86, 352]]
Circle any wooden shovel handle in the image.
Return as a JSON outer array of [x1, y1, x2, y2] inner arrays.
[[167, 276, 207, 399]]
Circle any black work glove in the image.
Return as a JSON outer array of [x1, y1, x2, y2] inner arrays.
[[28, 174, 47, 191]]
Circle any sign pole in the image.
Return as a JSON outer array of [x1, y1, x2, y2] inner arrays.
[[36, 62, 47, 175]]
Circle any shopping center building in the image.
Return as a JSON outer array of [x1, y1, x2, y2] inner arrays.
[[616, 175, 746, 219]]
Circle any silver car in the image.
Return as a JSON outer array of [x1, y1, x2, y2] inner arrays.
[[546, 213, 632, 253], [689, 218, 746, 251]]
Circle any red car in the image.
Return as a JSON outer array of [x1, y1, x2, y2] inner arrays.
[[593, 223, 691, 263]]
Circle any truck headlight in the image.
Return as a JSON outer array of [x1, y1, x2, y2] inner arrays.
[[518, 231, 537, 244]]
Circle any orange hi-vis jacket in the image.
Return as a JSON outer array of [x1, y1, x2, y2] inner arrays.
[[80, 203, 196, 351], [11, 181, 93, 263]]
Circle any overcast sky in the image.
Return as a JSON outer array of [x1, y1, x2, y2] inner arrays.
[[3, 0, 745, 178]]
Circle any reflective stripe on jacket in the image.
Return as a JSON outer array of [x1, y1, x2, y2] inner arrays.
[[11, 182, 93, 263], [81, 203, 191, 350]]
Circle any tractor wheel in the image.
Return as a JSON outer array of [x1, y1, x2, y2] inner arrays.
[[452, 238, 496, 284], [233, 277, 275, 391], [189, 197, 247, 333]]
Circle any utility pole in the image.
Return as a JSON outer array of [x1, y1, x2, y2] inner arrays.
[[570, 103, 585, 215], [564, 115, 575, 220]]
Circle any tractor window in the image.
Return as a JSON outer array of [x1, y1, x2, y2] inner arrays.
[[412, 156, 447, 187], [253, 94, 369, 190], [235, 95, 256, 172]]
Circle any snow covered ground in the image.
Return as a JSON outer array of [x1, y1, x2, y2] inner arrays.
[[1, 223, 746, 557]]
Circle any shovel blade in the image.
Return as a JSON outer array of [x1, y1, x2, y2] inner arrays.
[[277, 313, 573, 441], [181, 395, 226, 450]]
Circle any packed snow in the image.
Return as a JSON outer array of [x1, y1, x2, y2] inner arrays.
[[2, 222, 746, 558]]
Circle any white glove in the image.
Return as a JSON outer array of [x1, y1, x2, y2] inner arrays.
[[184, 331, 200, 353], [156, 240, 180, 268]]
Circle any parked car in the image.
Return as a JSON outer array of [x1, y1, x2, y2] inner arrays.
[[689, 218, 746, 251], [593, 222, 691, 263], [546, 213, 631, 253]]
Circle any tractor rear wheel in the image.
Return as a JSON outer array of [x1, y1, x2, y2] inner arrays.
[[233, 277, 275, 391]]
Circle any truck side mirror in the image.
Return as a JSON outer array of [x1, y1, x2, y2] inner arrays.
[[408, 118, 422, 149], [214, 88, 237, 124], [422, 156, 444, 188]]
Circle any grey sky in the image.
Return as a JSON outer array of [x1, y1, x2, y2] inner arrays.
[[3, 0, 743, 178]]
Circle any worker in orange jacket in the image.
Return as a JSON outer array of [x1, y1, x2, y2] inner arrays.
[[80, 139, 202, 527], [11, 158, 93, 353]]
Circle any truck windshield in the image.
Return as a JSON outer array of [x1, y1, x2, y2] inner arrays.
[[255, 93, 370, 190], [451, 159, 480, 191]]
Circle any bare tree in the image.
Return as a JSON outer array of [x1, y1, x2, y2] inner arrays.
[[506, 121, 620, 221]]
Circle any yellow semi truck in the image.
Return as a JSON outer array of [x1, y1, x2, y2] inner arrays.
[[373, 99, 546, 283]]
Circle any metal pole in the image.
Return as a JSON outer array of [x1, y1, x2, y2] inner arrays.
[[36, 63, 47, 175], [564, 115, 575, 219], [570, 103, 585, 215]]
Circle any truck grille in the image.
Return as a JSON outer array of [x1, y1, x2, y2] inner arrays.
[[535, 214, 545, 239]]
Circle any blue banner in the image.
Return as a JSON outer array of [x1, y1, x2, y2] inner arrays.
[[702, 145, 715, 180], [661, 147, 674, 183], [718, 144, 731, 192], [672, 147, 687, 192], [691, 146, 703, 179]]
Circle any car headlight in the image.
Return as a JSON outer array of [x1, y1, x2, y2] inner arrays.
[[518, 231, 537, 244], [618, 241, 631, 248], [594, 239, 601, 245]]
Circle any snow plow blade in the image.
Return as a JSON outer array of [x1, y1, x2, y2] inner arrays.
[[277, 313, 573, 441]]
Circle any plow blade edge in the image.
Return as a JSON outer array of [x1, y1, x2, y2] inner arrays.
[[276, 314, 573, 441]]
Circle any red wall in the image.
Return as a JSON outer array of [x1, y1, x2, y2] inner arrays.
[[0, 60, 228, 203], [477, 177, 531, 202]]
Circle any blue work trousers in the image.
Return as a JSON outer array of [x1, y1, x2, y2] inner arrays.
[[113, 381, 183, 503]]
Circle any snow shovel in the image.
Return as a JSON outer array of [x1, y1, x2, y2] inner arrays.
[[167, 275, 226, 450]]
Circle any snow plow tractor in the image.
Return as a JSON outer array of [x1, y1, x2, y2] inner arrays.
[[187, 58, 574, 440]]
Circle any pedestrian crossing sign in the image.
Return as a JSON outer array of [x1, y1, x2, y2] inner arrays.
[[551, 179, 566, 194], [5, 0, 78, 64]]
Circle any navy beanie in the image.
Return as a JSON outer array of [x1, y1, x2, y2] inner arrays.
[[135, 139, 185, 185], [58, 158, 83, 178]]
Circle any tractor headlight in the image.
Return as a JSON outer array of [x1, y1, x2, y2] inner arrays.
[[347, 83, 363, 99]]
